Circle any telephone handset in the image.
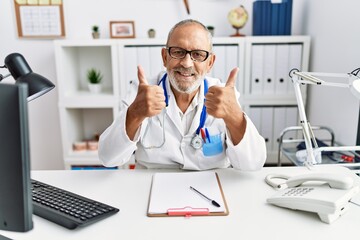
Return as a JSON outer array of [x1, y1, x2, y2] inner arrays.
[[266, 173, 359, 224], [284, 173, 354, 189]]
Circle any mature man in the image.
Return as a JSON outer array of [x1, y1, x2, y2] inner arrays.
[[99, 19, 266, 170]]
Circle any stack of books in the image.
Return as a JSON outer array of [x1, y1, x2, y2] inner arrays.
[[253, 0, 293, 36]]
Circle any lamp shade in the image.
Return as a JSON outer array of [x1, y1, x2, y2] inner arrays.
[[4, 53, 55, 101], [350, 79, 360, 100]]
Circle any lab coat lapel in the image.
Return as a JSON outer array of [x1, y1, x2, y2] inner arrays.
[[188, 82, 205, 135], [163, 78, 183, 135]]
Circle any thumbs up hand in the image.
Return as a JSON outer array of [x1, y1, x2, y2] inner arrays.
[[126, 66, 166, 140], [205, 67, 241, 120], [205, 67, 246, 145], [130, 65, 166, 118]]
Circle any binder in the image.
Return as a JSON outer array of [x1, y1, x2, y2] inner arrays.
[[273, 107, 286, 151], [213, 46, 226, 82], [225, 45, 239, 84], [287, 44, 303, 93], [250, 45, 264, 94], [123, 46, 138, 84], [260, 107, 274, 151], [147, 171, 229, 217], [248, 106, 262, 132], [270, 2, 279, 35], [149, 46, 164, 79], [263, 45, 276, 94], [284, 0, 293, 35], [275, 44, 290, 94], [137, 47, 151, 78]]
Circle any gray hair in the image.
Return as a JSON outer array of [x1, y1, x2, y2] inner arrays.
[[166, 19, 213, 51]]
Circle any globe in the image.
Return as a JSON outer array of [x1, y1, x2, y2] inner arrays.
[[228, 5, 248, 37]]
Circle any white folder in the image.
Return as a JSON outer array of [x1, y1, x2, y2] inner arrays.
[[261, 107, 274, 152], [275, 44, 290, 94], [225, 45, 239, 84], [285, 106, 299, 138], [263, 45, 276, 94], [250, 45, 264, 94], [273, 107, 286, 151], [287, 44, 303, 93], [123, 47, 138, 85], [137, 47, 151, 79], [213, 46, 226, 82], [149, 46, 164, 79], [247, 107, 262, 132]]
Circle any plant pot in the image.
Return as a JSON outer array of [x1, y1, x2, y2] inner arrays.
[[92, 32, 100, 39], [88, 83, 102, 93], [148, 29, 156, 38]]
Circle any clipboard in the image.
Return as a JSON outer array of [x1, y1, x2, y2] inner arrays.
[[147, 171, 229, 217]]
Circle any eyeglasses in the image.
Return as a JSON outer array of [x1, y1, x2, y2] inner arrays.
[[167, 47, 211, 62]]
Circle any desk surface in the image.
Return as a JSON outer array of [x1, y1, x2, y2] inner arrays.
[[1, 166, 360, 240]]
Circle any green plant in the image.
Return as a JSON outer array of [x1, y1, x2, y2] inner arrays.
[[206, 25, 214, 30], [92, 25, 99, 33], [87, 68, 103, 84]]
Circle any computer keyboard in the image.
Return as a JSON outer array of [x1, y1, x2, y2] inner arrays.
[[31, 179, 119, 229]]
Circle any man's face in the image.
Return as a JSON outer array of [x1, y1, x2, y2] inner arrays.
[[161, 24, 215, 94]]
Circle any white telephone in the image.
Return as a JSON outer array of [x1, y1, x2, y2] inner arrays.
[[266, 173, 359, 224]]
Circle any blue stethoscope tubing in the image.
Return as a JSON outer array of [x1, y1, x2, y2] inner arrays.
[[158, 73, 208, 135]]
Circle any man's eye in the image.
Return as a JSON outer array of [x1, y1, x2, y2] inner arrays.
[[173, 50, 184, 55]]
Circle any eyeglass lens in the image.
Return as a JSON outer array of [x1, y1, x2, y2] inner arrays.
[[168, 47, 209, 62]]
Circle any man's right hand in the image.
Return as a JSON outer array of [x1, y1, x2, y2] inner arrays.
[[126, 65, 166, 140]]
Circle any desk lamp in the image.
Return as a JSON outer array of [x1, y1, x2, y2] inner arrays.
[[290, 68, 360, 169], [0, 53, 55, 235], [0, 53, 55, 101]]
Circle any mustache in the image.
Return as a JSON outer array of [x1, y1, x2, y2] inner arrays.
[[173, 67, 195, 75]]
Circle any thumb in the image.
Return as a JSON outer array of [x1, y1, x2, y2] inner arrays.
[[137, 65, 149, 85], [225, 67, 239, 88]]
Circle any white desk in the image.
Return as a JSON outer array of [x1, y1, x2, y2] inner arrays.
[[1, 166, 359, 240]]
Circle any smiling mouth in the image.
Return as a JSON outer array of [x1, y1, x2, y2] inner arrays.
[[176, 71, 195, 77]]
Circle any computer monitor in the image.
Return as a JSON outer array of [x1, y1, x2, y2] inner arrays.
[[0, 83, 33, 232]]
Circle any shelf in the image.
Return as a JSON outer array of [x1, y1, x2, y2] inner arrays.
[[55, 36, 310, 168]]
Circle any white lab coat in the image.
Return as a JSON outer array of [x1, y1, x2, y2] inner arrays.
[[99, 75, 266, 170]]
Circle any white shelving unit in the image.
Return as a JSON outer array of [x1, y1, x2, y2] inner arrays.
[[54, 36, 310, 169]]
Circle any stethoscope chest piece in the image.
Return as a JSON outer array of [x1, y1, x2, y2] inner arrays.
[[191, 135, 203, 149]]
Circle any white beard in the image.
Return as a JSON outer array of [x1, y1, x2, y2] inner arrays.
[[168, 72, 205, 94]]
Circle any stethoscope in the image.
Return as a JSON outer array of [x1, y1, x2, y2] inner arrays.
[[141, 73, 208, 149]]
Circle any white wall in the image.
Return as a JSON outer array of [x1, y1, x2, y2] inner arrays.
[[302, 0, 360, 146], [1, 0, 358, 170]]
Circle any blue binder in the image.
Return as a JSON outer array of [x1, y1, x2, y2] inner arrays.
[[253, 0, 292, 36]]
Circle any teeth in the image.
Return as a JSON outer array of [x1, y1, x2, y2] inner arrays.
[[180, 73, 192, 76]]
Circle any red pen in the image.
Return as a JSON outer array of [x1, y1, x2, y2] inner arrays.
[[200, 128, 206, 143]]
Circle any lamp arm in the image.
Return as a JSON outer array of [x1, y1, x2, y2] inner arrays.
[[0, 65, 10, 81], [0, 73, 11, 81], [292, 74, 317, 169], [291, 68, 360, 168]]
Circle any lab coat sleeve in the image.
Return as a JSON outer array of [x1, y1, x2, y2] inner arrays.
[[225, 113, 267, 171], [98, 108, 140, 167]]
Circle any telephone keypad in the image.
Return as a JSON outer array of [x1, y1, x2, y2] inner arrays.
[[282, 187, 314, 197]]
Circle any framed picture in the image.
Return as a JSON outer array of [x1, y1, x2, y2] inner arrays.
[[110, 21, 135, 38]]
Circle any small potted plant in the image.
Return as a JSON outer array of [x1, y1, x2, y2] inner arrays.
[[92, 25, 100, 39], [87, 68, 103, 93], [147, 28, 156, 38], [206, 26, 215, 36]]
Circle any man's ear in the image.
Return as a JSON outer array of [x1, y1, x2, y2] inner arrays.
[[161, 48, 167, 67], [206, 54, 216, 73]]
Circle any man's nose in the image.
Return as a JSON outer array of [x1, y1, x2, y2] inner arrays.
[[179, 52, 194, 68]]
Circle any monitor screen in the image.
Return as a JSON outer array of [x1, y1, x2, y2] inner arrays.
[[0, 83, 33, 232]]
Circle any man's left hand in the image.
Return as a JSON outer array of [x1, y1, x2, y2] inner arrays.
[[205, 67, 241, 120]]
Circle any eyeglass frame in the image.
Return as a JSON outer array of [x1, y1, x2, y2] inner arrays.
[[166, 46, 211, 62]]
